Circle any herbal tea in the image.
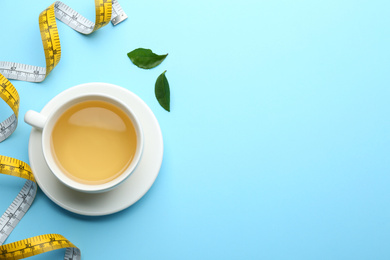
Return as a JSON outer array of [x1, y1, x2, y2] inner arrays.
[[51, 100, 137, 185]]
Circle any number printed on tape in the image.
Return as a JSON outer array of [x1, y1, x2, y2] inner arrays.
[[0, 1, 127, 259]]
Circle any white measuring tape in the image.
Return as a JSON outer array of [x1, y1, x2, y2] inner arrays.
[[0, 1, 127, 258], [0, 0, 127, 142]]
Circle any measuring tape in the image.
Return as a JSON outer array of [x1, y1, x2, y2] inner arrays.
[[0, 0, 127, 258], [0, 0, 127, 142], [0, 156, 80, 260]]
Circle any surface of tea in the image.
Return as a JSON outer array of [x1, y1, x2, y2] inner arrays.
[[51, 100, 137, 185]]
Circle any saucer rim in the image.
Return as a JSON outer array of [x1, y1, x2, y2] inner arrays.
[[28, 82, 163, 216]]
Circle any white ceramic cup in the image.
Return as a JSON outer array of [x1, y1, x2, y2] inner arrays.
[[24, 92, 144, 193]]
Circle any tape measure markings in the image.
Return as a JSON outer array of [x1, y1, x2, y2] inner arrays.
[[0, 234, 80, 260], [0, 156, 36, 246], [0, 0, 127, 143], [1, 1, 127, 258], [54, 3, 95, 33], [0, 62, 46, 83], [40, 4, 61, 76], [64, 248, 80, 260], [0, 181, 36, 246], [0, 77, 19, 116], [0, 155, 80, 259], [0, 154, 34, 181], [111, 0, 128, 26]]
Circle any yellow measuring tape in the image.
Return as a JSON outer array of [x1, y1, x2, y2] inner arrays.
[[0, 156, 80, 260], [0, 0, 127, 259]]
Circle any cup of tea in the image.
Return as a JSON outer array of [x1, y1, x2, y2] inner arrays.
[[24, 92, 144, 193]]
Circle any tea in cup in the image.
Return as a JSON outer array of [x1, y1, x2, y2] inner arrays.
[[25, 93, 143, 193]]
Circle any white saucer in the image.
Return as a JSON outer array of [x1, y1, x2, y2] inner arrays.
[[28, 83, 163, 216]]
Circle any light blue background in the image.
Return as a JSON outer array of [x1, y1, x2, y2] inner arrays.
[[1, 0, 390, 259]]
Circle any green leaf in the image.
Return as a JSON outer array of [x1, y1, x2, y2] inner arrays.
[[127, 48, 168, 69], [155, 71, 170, 112]]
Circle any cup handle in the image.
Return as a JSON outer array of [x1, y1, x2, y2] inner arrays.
[[24, 110, 47, 130]]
